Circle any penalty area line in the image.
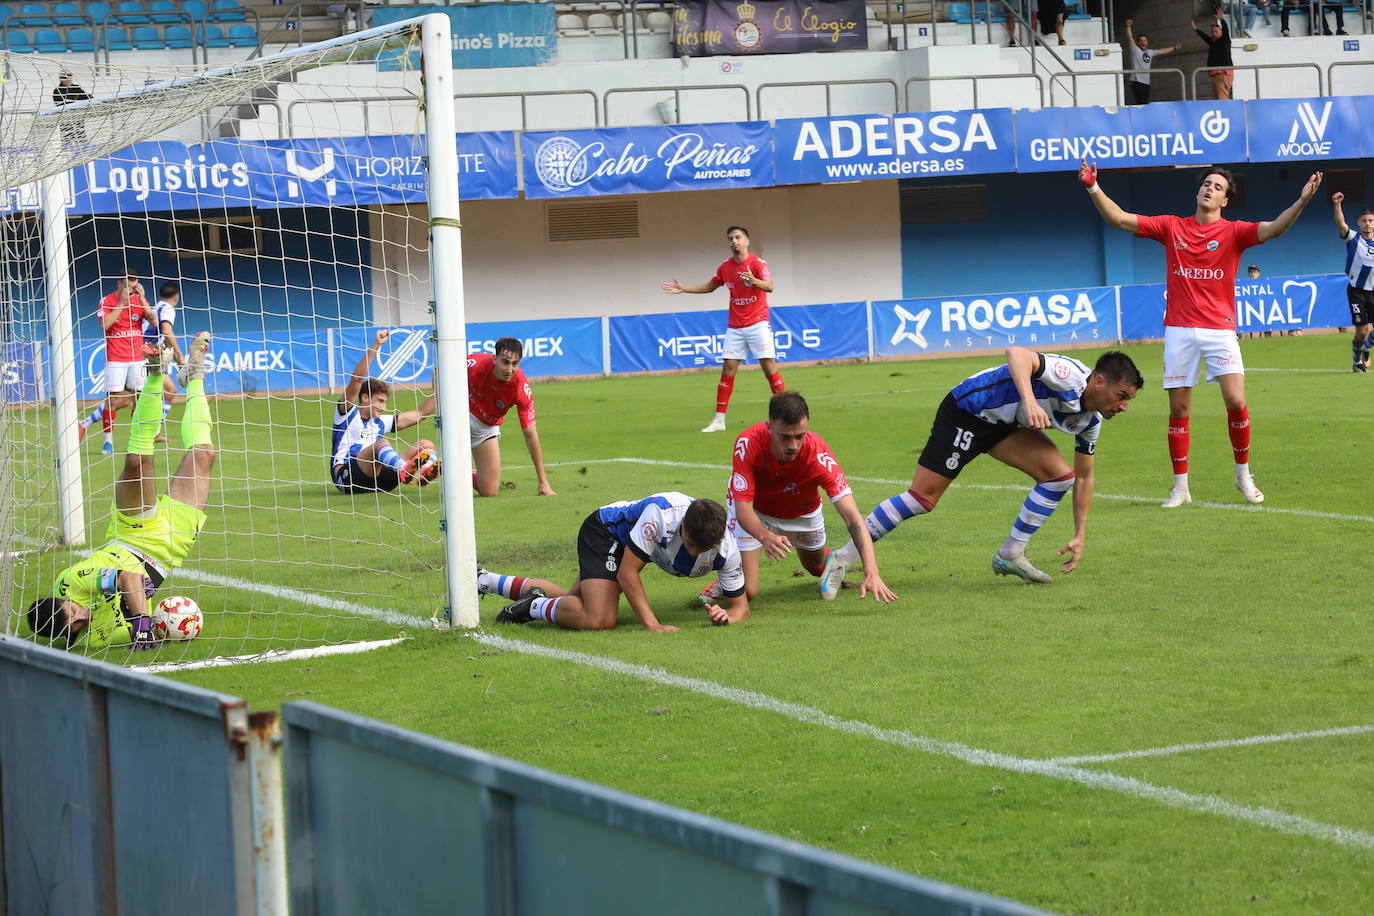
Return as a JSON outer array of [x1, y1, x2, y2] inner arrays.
[[518, 457, 1374, 525], [471, 632, 1374, 852], [131, 637, 409, 673], [1045, 722, 1374, 765]]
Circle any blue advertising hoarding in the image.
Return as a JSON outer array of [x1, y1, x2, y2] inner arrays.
[[1118, 273, 1351, 339], [1243, 97, 1374, 163], [465, 317, 604, 378], [608, 302, 867, 372], [773, 109, 1016, 185], [522, 122, 773, 198], [872, 286, 1117, 357], [372, 4, 556, 70], [1015, 101, 1247, 173], [59, 133, 518, 215], [2, 341, 43, 404]]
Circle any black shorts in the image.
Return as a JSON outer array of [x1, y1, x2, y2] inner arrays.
[[576, 512, 629, 581], [917, 393, 1018, 480], [332, 459, 399, 495], [1348, 286, 1374, 327]]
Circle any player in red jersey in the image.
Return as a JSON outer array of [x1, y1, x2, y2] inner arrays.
[[78, 269, 149, 454], [468, 336, 555, 497], [660, 225, 786, 433], [702, 392, 895, 605], [1080, 158, 1323, 507]]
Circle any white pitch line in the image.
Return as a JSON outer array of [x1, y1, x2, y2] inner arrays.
[[169, 567, 433, 629], [130, 637, 410, 673], [471, 632, 1374, 851], [1045, 723, 1374, 765], [514, 457, 1374, 524]]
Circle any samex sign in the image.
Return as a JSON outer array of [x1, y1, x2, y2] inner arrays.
[[522, 122, 773, 198], [773, 109, 1015, 185], [873, 287, 1116, 356]]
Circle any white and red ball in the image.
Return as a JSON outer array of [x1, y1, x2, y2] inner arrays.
[[153, 595, 203, 641]]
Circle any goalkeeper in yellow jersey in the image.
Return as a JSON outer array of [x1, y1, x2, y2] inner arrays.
[[26, 331, 214, 651]]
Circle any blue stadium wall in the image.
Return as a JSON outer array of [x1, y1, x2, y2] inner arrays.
[[65, 206, 371, 336], [900, 160, 1368, 298]]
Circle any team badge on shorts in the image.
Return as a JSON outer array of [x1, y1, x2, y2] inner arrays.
[[605, 556, 618, 572], [946, 453, 961, 471]]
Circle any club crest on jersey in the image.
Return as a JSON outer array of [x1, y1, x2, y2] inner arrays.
[[1053, 361, 1071, 379], [641, 521, 658, 543], [732, 472, 748, 491], [496, 399, 506, 409], [1206, 240, 1219, 251]]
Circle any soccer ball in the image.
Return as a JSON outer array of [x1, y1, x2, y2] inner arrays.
[[153, 595, 204, 641]]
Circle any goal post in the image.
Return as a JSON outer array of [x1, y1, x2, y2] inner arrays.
[[2, 14, 480, 658]]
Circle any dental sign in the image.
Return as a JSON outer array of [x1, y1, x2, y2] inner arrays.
[[522, 122, 774, 198], [1015, 101, 1246, 172], [773, 109, 1015, 185]]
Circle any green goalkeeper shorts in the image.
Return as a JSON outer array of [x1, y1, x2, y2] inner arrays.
[[104, 495, 207, 569]]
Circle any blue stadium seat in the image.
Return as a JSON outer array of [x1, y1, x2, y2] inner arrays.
[[114, 0, 150, 23], [947, 2, 979, 24], [32, 25, 64, 49], [181, 0, 207, 21], [86, 0, 111, 22], [0, 4, 11, 25], [226, 20, 253, 45], [148, 0, 178, 22], [4, 26, 31, 49], [103, 23, 131, 47], [66, 24, 95, 49], [196, 21, 226, 46], [975, 1, 1006, 22], [1063, 1, 1091, 19], [52, 1, 83, 25], [209, 0, 243, 21], [164, 21, 189, 45], [130, 22, 161, 46], [18, 3, 53, 26]]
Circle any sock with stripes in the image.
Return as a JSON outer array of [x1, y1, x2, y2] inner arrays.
[[376, 443, 405, 475], [1000, 473, 1074, 557], [529, 596, 559, 624], [478, 570, 528, 600], [831, 488, 932, 566]]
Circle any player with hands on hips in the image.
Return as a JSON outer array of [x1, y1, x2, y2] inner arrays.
[[1080, 157, 1322, 507]]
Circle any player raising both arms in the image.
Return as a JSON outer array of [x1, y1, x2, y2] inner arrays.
[[703, 392, 895, 605], [77, 269, 148, 455], [27, 333, 214, 651], [330, 329, 440, 494], [821, 349, 1142, 589], [468, 336, 555, 497], [1080, 158, 1322, 507], [661, 225, 785, 433], [482, 493, 748, 630]]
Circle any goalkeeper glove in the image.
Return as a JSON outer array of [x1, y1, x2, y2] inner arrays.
[[129, 615, 158, 652]]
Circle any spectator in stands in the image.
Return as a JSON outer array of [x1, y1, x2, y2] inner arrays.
[[1314, 0, 1346, 34], [1241, 0, 1272, 37], [1124, 19, 1181, 105], [1037, 0, 1066, 45], [52, 71, 91, 147], [1192, 7, 1234, 100]]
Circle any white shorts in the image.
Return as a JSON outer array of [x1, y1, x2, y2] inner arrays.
[[104, 360, 147, 394], [722, 321, 776, 361], [727, 498, 827, 552], [469, 413, 500, 448], [1161, 326, 1244, 388]]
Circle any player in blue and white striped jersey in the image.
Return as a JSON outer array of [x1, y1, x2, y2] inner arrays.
[[484, 493, 749, 630], [820, 349, 1141, 591], [1332, 192, 1374, 372], [329, 329, 439, 493]]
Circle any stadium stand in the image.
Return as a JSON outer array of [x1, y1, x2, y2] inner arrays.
[[103, 23, 131, 48], [130, 22, 160, 46], [18, 2, 52, 26], [225, 19, 252, 45], [164, 21, 190, 46], [113, 0, 149, 23], [3, 26, 31, 49], [32, 25, 63, 49], [66, 23, 93, 48], [148, 0, 179, 22], [52, 2, 84, 25], [197, 21, 226, 46], [210, 0, 243, 21]]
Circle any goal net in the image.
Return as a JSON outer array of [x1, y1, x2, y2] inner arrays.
[[2, 16, 479, 668]]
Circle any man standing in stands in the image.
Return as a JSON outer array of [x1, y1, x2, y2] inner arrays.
[[1192, 5, 1234, 100], [661, 226, 785, 433], [1124, 19, 1180, 105]]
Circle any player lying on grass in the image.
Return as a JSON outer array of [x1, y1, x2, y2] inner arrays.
[[330, 329, 441, 494], [27, 333, 214, 651], [480, 493, 748, 630], [820, 348, 1142, 589], [699, 391, 895, 605]]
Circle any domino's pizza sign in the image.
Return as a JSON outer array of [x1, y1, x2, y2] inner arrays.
[[873, 287, 1116, 356]]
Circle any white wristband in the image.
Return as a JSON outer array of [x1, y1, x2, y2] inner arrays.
[[1086, 182, 1100, 194]]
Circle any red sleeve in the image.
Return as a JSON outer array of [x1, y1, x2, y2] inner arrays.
[[97, 293, 114, 319], [753, 257, 771, 281], [729, 432, 757, 503], [810, 436, 852, 501], [1234, 220, 1261, 250], [515, 373, 536, 428], [1135, 213, 1169, 242], [711, 262, 727, 288]]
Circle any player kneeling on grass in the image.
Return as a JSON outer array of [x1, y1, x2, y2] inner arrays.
[[330, 329, 441, 493], [821, 348, 1142, 589], [26, 333, 215, 651], [701, 391, 895, 605], [480, 493, 748, 630]]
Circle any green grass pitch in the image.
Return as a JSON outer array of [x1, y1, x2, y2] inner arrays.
[[11, 335, 1374, 913]]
